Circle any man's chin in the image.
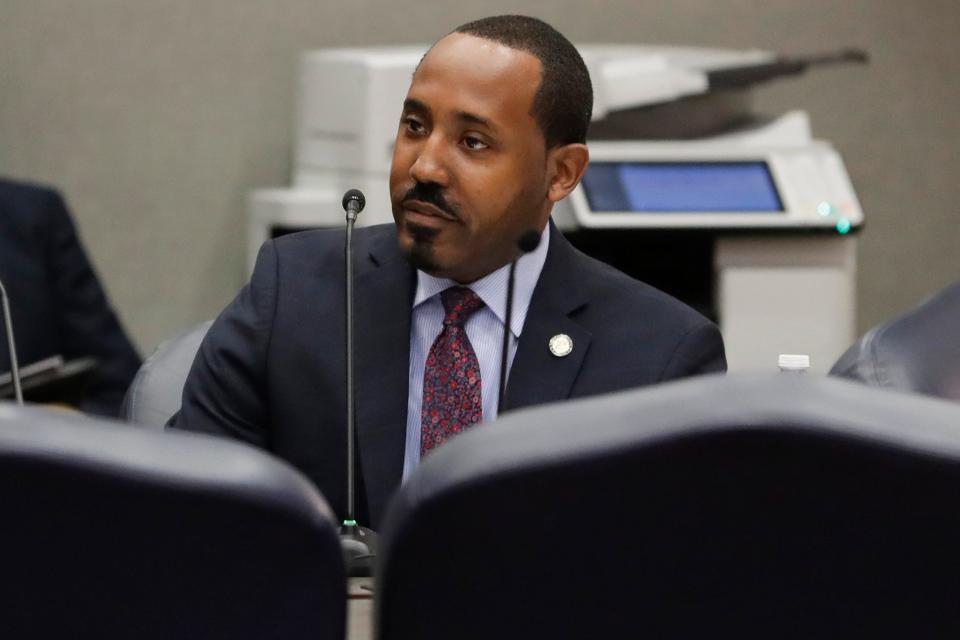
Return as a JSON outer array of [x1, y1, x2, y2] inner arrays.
[[397, 224, 442, 274], [405, 250, 442, 275]]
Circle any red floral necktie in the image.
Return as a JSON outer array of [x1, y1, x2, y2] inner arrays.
[[420, 287, 485, 457]]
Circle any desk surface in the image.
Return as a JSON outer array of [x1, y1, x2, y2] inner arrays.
[[348, 577, 374, 640]]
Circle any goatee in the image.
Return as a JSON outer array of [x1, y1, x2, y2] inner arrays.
[[401, 222, 441, 274]]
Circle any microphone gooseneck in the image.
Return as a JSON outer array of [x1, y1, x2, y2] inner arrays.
[[339, 189, 377, 577], [343, 190, 365, 521], [0, 277, 24, 405], [497, 230, 542, 415]]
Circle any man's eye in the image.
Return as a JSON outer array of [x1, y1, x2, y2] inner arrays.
[[404, 118, 426, 134], [463, 136, 489, 151]]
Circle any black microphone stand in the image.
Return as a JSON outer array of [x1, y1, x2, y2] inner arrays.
[[497, 230, 542, 415], [338, 189, 378, 577], [0, 278, 24, 405], [498, 261, 517, 413]]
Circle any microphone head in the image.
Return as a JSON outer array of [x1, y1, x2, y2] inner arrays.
[[517, 230, 541, 254], [342, 189, 366, 213]]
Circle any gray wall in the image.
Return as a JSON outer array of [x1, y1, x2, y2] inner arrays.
[[2, 0, 958, 355]]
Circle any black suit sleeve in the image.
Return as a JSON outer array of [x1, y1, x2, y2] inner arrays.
[[40, 190, 141, 416], [167, 241, 279, 447], [659, 321, 727, 380]]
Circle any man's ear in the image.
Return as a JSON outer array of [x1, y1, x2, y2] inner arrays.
[[546, 143, 589, 203]]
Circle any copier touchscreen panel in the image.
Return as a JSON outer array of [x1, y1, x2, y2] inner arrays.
[[581, 161, 784, 213]]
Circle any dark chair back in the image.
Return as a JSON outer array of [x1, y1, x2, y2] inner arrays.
[[0, 403, 345, 639], [378, 374, 960, 640], [831, 281, 960, 400]]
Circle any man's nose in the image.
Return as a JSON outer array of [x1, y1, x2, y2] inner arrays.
[[409, 134, 449, 186]]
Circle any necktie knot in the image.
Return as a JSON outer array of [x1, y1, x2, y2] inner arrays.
[[441, 287, 484, 327]]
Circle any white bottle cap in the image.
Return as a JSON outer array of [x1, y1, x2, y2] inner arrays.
[[778, 354, 811, 370]]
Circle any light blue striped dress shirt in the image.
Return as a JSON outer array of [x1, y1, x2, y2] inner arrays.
[[402, 225, 550, 481]]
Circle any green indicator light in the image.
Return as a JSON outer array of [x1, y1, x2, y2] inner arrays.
[[836, 218, 852, 235], [343, 519, 357, 527], [817, 202, 833, 217]]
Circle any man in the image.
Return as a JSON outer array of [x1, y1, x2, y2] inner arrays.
[[0, 177, 142, 416], [170, 15, 725, 528]]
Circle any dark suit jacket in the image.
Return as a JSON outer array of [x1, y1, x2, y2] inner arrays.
[[0, 178, 141, 416], [170, 223, 725, 527]]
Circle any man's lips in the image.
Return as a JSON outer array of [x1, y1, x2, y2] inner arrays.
[[402, 199, 457, 222]]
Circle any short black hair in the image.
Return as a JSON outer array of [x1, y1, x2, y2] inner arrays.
[[453, 15, 592, 148]]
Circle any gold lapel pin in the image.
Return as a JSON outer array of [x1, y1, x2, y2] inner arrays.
[[549, 333, 573, 358]]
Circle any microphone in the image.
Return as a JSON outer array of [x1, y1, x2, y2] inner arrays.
[[338, 189, 377, 577], [497, 230, 542, 414], [342, 189, 365, 221], [517, 229, 542, 254], [0, 277, 24, 405]]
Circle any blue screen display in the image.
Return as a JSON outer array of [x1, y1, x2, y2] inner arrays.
[[581, 162, 784, 213]]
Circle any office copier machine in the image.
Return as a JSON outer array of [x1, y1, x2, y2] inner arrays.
[[250, 44, 868, 373]]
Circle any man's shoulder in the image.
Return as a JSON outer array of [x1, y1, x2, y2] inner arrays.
[[0, 177, 67, 224], [560, 239, 714, 333], [271, 223, 397, 258], [0, 177, 58, 202], [250, 223, 404, 299]]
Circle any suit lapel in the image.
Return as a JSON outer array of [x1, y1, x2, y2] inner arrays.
[[353, 229, 415, 525], [349, 224, 595, 518], [505, 224, 593, 411]]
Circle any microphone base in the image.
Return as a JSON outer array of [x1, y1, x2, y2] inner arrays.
[[339, 521, 378, 577]]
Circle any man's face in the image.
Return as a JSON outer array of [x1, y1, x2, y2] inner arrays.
[[390, 33, 552, 283]]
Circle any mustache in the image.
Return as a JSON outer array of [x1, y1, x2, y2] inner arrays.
[[401, 182, 458, 218]]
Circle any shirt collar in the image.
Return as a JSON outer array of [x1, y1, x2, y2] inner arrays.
[[412, 225, 551, 338]]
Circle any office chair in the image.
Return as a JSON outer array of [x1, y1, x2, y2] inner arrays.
[[0, 402, 345, 639], [377, 374, 960, 640], [122, 320, 211, 426], [831, 281, 960, 400]]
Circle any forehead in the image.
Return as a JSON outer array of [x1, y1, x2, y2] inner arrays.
[[407, 33, 542, 131]]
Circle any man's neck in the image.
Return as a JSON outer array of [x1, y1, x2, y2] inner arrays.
[[412, 224, 551, 337]]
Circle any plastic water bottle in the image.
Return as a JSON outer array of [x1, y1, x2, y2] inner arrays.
[[778, 354, 810, 375]]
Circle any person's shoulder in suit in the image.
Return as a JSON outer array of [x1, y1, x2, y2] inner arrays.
[[266, 223, 402, 277], [557, 235, 727, 381], [0, 176, 141, 416], [168, 223, 403, 437], [0, 176, 62, 207], [0, 177, 70, 239]]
